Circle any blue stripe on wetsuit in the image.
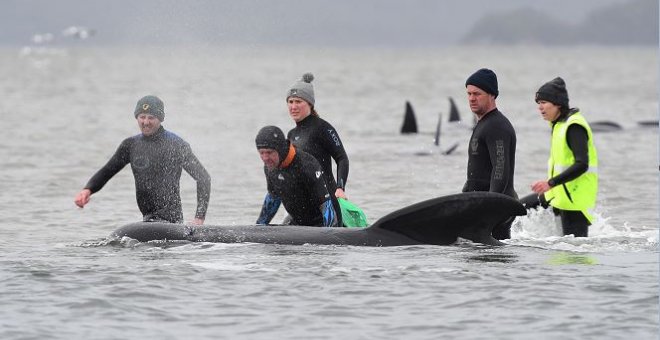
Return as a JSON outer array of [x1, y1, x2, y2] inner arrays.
[[322, 199, 336, 227], [256, 193, 282, 225]]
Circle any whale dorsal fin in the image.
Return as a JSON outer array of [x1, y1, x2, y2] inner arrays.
[[448, 97, 461, 122], [401, 101, 418, 134], [370, 192, 526, 246]]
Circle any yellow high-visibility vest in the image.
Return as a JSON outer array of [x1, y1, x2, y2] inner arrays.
[[545, 112, 598, 222]]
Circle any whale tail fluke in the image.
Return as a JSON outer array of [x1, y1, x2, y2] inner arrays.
[[371, 192, 526, 246], [401, 101, 418, 134]]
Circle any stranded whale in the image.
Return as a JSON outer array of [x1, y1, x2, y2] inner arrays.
[[112, 192, 526, 246]]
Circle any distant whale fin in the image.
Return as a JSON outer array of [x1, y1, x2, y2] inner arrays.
[[401, 101, 418, 134], [370, 192, 526, 246], [638, 120, 658, 127], [448, 97, 461, 122], [434, 112, 442, 146], [442, 142, 459, 155], [591, 120, 623, 132]]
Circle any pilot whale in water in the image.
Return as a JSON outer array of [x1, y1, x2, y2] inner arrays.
[[112, 192, 526, 246]]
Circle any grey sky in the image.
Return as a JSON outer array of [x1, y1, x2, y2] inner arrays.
[[2, 0, 633, 47]]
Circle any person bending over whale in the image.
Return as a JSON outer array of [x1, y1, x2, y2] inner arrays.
[[74, 95, 211, 225], [462, 68, 518, 240], [255, 126, 340, 227]]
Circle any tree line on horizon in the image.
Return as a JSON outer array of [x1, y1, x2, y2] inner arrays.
[[461, 0, 657, 45]]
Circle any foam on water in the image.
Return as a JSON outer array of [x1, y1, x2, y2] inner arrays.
[[509, 207, 658, 252], [190, 261, 278, 272]]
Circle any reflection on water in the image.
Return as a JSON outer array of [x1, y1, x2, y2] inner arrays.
[[547, 252, 598, 265]]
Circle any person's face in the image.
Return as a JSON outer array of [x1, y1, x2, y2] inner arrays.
[[466, 85, 495, 116], [136, 113, 161, 136], [537, 100, 561, 122], [259, 148, 280, 170], [287, 97, 311, 123]]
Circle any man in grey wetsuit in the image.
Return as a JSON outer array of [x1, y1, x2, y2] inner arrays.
[[74, 95, 211, 224]]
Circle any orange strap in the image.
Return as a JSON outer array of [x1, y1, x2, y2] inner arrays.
[[279, 144, 296, 168]]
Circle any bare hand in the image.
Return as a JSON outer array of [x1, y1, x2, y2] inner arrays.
[[531, 180, 551, 194], [74, 189, 92, 208], [335, 188, 347, 199], [191, 218, 204, 225]]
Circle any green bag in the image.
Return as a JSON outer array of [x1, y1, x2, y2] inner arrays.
[[338, 198, 368, 228]]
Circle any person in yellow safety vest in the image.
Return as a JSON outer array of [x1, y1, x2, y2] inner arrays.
[[526, 77, 598, 237]]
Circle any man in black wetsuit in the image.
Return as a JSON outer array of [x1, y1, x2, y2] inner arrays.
[[463, 68, 518, 240], [255, 125, 340, 227], [74, 95, 211, 224]]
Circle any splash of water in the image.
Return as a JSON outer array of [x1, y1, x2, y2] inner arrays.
[[508, 207, 658, 252]]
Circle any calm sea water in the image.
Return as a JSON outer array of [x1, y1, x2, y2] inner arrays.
[[0, 45, 657, 339]]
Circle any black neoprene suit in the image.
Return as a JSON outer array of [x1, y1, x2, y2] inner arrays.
[[287, 114, 349, 191], [84, 126, 211, 223], [288, 114, 348, 227], [463, 108, 517, 239], [257, 147, 339, 227]]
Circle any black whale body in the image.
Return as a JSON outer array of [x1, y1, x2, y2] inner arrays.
[[112, 192, 526, 246]]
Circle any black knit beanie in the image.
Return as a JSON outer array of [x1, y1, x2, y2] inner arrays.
[[255, 126, 290, 161], [134, 95, 165, 121], [466, 68, 499, 98], [535, 77, 569, 109]]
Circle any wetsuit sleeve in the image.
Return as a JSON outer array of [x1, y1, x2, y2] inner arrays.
[[548, 124, 589, 187], [319, 199, 339, 227], [485, 128, 515, 194], [304, 158, 334, 205], [302, 158, 339, 227], [321, 122, 349, 189], [181, 144, 211, 220], [256, 192, 281, 225], [84, 139, 131, 193]]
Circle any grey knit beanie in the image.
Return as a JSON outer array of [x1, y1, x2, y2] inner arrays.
[[134, 95, 165, 121], [286, 73, 315, 106]]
